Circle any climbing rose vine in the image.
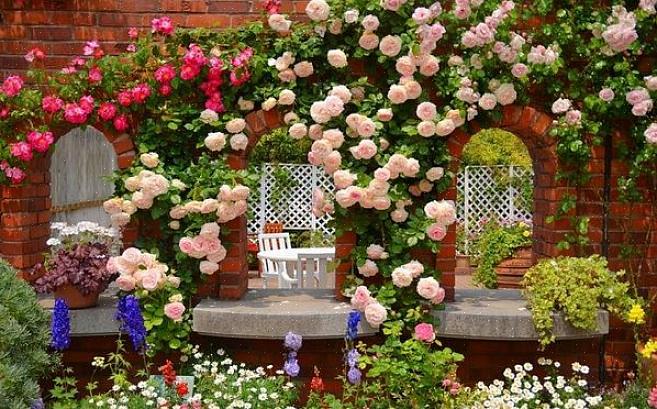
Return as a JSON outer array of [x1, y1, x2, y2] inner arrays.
[[1, 0, 656, 350]]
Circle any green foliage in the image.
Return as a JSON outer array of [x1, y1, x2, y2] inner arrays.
[[472, 222, 532, 289], [0, 259, 57, 408], [306, 334, 464, 409], [602, 380, 652, 409], [522, 256, 640, 347], [249, 128, 311, 165], [461, 129, 531, 168], [290, 230, 335, 248]]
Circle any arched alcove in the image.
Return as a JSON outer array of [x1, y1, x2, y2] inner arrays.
[[49, 126, 118, 226]]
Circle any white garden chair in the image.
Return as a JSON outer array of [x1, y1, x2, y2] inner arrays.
[[257, 233, 291, 288], [279, 252, 334, 289]]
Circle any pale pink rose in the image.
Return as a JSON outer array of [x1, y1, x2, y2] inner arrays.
[[402, 79, 422, 99], [404, 260, 424, 278], [124, 175, 142, 191], [351, 285, 372, 310], [305, 0, 330, 21], [140, 152, 159, 168], [374, 167, 391, 181], [415, 120, 435, 137], [381, 0, 402, 11], [327, 49, 348, 68], [364, 302, 387, 328], [141, 269, 161, 291], [640, 0, 657, 13], [197, 198, 216, 214], [416, 102, 437, 121], [110, 212, 131, 227], [417, 276, 441, 300], [293, 61, 314, 77], [426, 167, 444, 182], [357, 118, 376, 137], [103, 198, 123, 214], [311, 139, 333, 160], [323, 150, 342, 173], [278, 89, 296, 105], [551, 98, 571, 114], [122, 247, 143, 266], [185, 200, 203, 213], [478, 93, 498, 110], [565, 110, 582, 125], [333, 170, 357, 189], [435, 119, 455, 136], [379, 138, 390, 151], [646, 76, 657, 91], [199, 260, 219, 275], [418, 179, 432, 192], [431, 287, 446, 304], [626, 88, 650, 105], [130, 191, 153, 210], [601, 14, 638, 53], [632, 100, 654, 116], [395, 56, 416, 77], [599, 88, 615, 102], [207, 246, 227, 263], [414, 323, 435, 342], [455, 87, 479, 104], [284, 112, 300, 124], [359, 32, 380, 51], [418, 55, 439, 76], [403, 158, 420, 177], [461, 31, 478, 48], [391, 207, 409, 223], [335, 186, 364, 208], [205, 132, 226, 152], [324, 95, 344, 116], [644, 123, 657, 144], [387, 84, 408, 104], [179, 237, 195, 255], [379, 35, 402, 57], [329, 85, 352, 103], [351, 139, 377, 160], [226, 118, 246, 133], [494, 83, 517, 106], [218, 185, 234, 201], [168, 276, 181, 288], [164, 301, 186, 322], [431, 200, 457, 224], [412, 7, 431, 23], [426, 223, 447, 241], [362, 14, 380, 31], [391, 267, 413, 287], [373, 196, 391, 211], [346, 113, 364, 130], [323, 129, 345, 148], [511, 63, 528, 78], [424, 201, 441, 219], [289, 123, 308, 139], [310, 101, 332, 123], [368, 179, 389, 195], [116, 275, 136, 291], [344, 9, 359, 23], [229, 133, 248, 150], [200, 222, 220, 237], [377, 108, 393, 122], [446, 109, 465, 127], [233, 199, 248, 215], [328, 19, 343, 34], [366, 244, 388, 260], [308, 124, 323, 140], [358, 259, 379, 277], [268, 13, 292, 32]]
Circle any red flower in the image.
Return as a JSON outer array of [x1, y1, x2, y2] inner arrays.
[[158, 360, 177, 386], [176, 380, 189, 397], [310, 366, 324, 392]]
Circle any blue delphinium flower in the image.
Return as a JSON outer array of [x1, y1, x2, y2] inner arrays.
[[115, 295, 147, 352], [346, 310, 361, 341], [347, 366, 362, 384], [284, 331, 303, 351], [283, 357, 300, 377], [346, 349, 360, 367], [30, 398, 44, 409], [51, 298, 70, 351]]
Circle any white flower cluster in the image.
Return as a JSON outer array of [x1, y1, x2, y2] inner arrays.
[[468, 359, 602, 409], [48, 221, 121, 252]]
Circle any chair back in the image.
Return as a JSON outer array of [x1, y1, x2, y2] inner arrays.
[[291, 252, 333, 288], [257, 233, 292, 281]]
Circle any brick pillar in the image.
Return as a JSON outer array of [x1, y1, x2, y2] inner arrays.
[[0, 156, 51, 279], [334, 230, 357, 301], [218, 216, 248, 299]]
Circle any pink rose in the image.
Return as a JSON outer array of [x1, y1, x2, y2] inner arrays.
[[323, 151, 342, 173], [565, 110, 582, 125], [404, 260, 424, 278], [333, 170, 357, 189], [551, 98, 571, 114], [116, 275, 136, 292], [323, 128, 345, 148], [293, 61, 314, 78], [98, 102, 117, 121], [205, 132, 226, 152], [387, 84, 408, 104], [427, 223, 447, 241], [391, 208, 409, 223], [351, 285, 372, 311], [207, 246, 227, 263], [494, 83, 517, 106], [645, 123, 657, 144], [141, 269, 161, 291], [179, 237, 194, 255], [511, 63, 528, 78], [426, 167, 444, 182], [26, 131, 54, 153], [626, 88, 650, 105], [230, 133, 249, 150], [391, 267, 413, 288], [364, 302, 387, 328], [478, 93, 498, 110], [646, 76, 657, 91], [327, 49, 348, 68], [199, 260, 219, 275], [113, 114, 130, 132], [403, 158, 420, 177], [305, 0, 330, 21], [416, 102, 437, 121], [358, 259, 379, 277], [42, 95, 64, 113], [417, 277, 441, 300], [1, 75, 23, 97], [366, 244, 388, 260], [362, 14, 379, 31], [431, 287, 446, 304], [351, 139, 377, 160], [435, 119, 456, 136], [417, 121, 436, 137], [356, 118, 376, 137], [403, 79, 422, 99], [632, 100, 653, 117], [599, 88, 615, 102], [151, 16, 175, 35], [379, 35, 402, 57], [414, 323, 436, 342], [10, 141, 33, 161], [164, 301, 186, 322], [374, 167, 391, 181], [395, 56, 416, 77], [359, 33, 380, 51]]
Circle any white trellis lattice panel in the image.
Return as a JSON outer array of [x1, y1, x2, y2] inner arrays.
[[248, 164, 334, 236], [456, 165, 533, 254]]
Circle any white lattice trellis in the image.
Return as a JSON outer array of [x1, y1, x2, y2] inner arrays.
[[248, 164, 334, 235], [457, 165, 533, 254]]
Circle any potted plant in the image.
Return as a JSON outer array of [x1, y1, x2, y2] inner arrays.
[[34, 221, 120, 309]]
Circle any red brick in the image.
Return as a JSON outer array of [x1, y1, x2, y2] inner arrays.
[[117, 151, 135, 169]]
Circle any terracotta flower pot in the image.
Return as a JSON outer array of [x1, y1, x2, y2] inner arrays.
[[494, 247, 534, 289], [54, 284, 100, 309], [264, 222, 284, 233]]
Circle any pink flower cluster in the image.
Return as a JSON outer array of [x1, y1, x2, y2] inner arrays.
[[649, 385, 657, 409], [178, 222, 226, 275], [181, 43, 207, 81], [391, 260, 424, 287], [414, 322, 435, 343], [83, 40, 102, 57], [9, 130, 54, 163], [103, 197, 138, 227], [263, 0, 282, 14], [108, 247, 177, 292], [424, 200, 456, 242], [42, 95, 64, 113], [441, 378, 462, 396], [123, 170, 171, 210], [625, 88, 654, 117], [63, 95, 96, 125], [416, 276, 445, 304], [0, 161, 26, 184], [164, 294, 186, 322], [526, 45, 559, 65], [151, 16, 175, 36], [312, 188, 334, 217], [601, 6, 637, 53], [461, 1, 515, 48], [24, 47, 45, 63], [350, 286, 388, 328], [155, 64, 176, 96], [645, 123, 657, 145], [271, 52, 314, 83], [168, 184, 250, 224], [230, 48, 253, 87], [1, 75, 23, 97]]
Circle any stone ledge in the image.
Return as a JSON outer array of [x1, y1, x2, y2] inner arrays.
[[435, 289, 609, 341], [193, 289, 377, 339], [40, 293, 120, 336]]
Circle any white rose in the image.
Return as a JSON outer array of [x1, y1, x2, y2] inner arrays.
[[262, 97, 277, 111], [226, 118, 246, 134], [327, 49, 348, 68], [205, 132, 226, 152], [305, 0, 330, 21], [199, 109, 218, 123], [140, 152, 159, 168], [278, 89, 296, 105], [230, 133, 249, 151]]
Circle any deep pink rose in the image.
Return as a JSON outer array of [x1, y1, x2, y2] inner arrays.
[[4, 166, 26, 184], [64, 103, 89, 124], [26, 130, 54, 153], [131, 83, 151, 104], [414, 323, 436, 342], [10, 141, 33, 161], [1, 75, 23, 97], [113, 114, 130, 132], [79, 95, 95, 114], [98, 102, 117, 121], [88, 67, 103, 83], [152, 16, 175, 35], [117, 90, 133, 107], [42, 95, 64, 113], [155, 64, 177, 83]]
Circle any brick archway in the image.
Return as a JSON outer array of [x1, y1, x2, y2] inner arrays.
[[0, 125, 136, 278]]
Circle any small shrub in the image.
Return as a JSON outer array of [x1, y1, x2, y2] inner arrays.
[[0, 259, 57, 408]]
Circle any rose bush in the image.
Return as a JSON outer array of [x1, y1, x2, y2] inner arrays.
[[1, 0, 656, 351]]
